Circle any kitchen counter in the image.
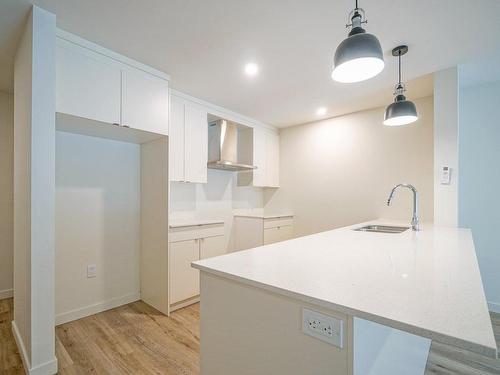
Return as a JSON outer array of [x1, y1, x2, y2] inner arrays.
[[169, 219, 225, 228], [193, 220, 497, 358]]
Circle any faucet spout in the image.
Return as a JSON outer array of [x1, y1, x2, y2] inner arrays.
[[386, 183, 419, 231]]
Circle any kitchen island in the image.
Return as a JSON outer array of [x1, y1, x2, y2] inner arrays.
[[192, 220, 497, 375]]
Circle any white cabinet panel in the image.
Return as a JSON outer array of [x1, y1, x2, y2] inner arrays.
[[169, 96, 185, 182], [266, 132, 280, 188], [253, 128, 267, 187], [184, 104, 208, 183], [169, 239, 200, 304], [264, 225, 293, 245], [200, 235, 226, 260], [56, 39, 121, 124], [121, 69, 169, 135]]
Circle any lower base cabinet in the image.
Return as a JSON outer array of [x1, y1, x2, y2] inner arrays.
[[264, 225, 293, 245], [169, 223, 226, 309], [233, 215, 294, 251], [169, 239, 200, 305]]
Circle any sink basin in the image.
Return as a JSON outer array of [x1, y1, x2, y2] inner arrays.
[[354, 225, 409, 234]]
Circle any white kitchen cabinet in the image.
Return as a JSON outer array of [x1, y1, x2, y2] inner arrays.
[[169, 95, 208, 183], [121, 69, 169, 135], [238, 127, 280, 188], [169, 222, 226, 309], [233, 215, 293, 250], [200, 235, 226, 260], [56, 35, 169, 136], [184, 104, 208, 183], [265, 131, 280, 188], [169, 96, 185, 181], [56, 38, 121, 125], [169, 239, 200, 305], [264, 225, 293, 245]]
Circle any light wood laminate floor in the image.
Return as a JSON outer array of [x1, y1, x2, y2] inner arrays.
[[1, 298, 499, 374]]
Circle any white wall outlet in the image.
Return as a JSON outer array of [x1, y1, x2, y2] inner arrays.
[[302, 308, 344, 348], [87, 264, 97, 278]]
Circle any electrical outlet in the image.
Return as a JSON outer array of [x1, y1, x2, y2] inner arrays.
[[302, 308, 344, 348], [87, 264, 97, 278]]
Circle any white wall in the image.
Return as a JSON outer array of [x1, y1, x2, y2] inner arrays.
[[170, 169, 263, 249], [55, 131, 141, 323], [459, 80, 500, 313], [434, 68, 459, 226], [13, 5, 57, 374], [0, 92, 13, 299], [264, 96, 434, 237]]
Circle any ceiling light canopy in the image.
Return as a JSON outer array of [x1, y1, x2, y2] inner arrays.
[[316, 107, 327, 116], [332, 1, 384, 83], [244, 62, 259, 76], [383, 45, 418, 126]]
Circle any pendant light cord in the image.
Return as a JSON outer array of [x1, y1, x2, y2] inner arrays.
[[398, 51, 402, 86]]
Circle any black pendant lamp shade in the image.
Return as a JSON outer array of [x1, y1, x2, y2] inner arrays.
[[332, 1, 384, 83], [383, 45, 418, 126]]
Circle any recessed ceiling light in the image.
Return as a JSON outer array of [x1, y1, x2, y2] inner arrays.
[[244, 62, 259, 76], [316, 107, 327, 116]]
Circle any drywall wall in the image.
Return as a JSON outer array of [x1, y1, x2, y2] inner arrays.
[[170, 168, 263, 250], [459, 80, 500, 313], [264, 96, 434, 237], [0, 92, 13, 300], [55, 131, 141, 324], [13, 5, 57, 373], [434, 68, 459, 226]]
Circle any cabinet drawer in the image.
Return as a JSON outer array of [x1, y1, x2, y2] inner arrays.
[[263, 217, 293, 229], [264, 225, 293, 245], [169, 223, 224, 243]]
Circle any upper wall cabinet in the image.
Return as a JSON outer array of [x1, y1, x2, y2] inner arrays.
[[239, 127, 280, 188], [56, 38, 121, 125], [56, 35, 169, 136], [169, 95, 208, 183], [121, 69, 168, 135]]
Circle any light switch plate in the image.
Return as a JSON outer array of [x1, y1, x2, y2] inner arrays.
[[87, 264, 97, 278], [441, 166, 451, 185], [302, 308, 344, 348]]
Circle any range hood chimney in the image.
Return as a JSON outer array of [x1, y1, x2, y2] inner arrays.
[[207, 120, 257, 171]]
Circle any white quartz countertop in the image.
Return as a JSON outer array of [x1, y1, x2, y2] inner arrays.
[[192, 220, 497, 358], [169, 219, 224, 228]]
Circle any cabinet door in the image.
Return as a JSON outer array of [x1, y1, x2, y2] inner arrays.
[[56, 39, 121, 124], [252, 128, 267, 187], [169, 239, 200, 304], [265, 132, 280, 187], [200, 235, 226, 260], [264, 225, 293, 245], [121, 69, 169, 135], [169, 96, 185, 182], [184, 104, 208, 183]]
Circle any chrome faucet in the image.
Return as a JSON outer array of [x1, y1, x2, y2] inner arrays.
[[387, 183, 419, 231]]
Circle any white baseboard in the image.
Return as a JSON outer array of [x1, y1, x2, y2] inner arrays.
[[55, 292, 141, 325], [12, 320, 30, 373], [12, 320, 58, 375], [488, 301, 500, 314], [0, 288, 13, 300]]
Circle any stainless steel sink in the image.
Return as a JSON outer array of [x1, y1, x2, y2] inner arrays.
[[353, 225, 409, 234]]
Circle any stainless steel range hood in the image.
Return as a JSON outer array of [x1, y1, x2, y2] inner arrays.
[[208, 120, 257, 171]]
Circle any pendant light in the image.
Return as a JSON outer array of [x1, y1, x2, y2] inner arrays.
[[383, 45, 418, 126], [332, 0, 384, 83]]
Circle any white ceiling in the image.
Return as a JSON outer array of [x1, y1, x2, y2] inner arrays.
[[1, 0, 500, 127]]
